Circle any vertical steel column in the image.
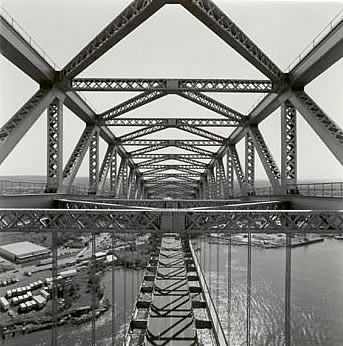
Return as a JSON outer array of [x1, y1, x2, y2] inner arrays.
[[227, 234, 232, 343], [215, 158, 227, 199], [127, 167, 135, 198], [203, 175, 209, 199], [89, 128, 99, 194], [91, 233, 96, 346], [110, 146, 117, 196], [116, 156, 128, 198], [226, 148, 234, 198], [285, 233, 292, 345], [229, 145, 247, 196], [51, 229, 58, 346], [111, 233, 116, 345], [208, 167, 216, 199], [245, 133, 255, 196], [46, 98, 64, 193], [281, 101, 297, 194], [247, 233, 252, 345]]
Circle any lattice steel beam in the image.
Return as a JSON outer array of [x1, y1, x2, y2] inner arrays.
[[116, 157, 128, 198], [248, 126, 281, 193], [179, 91, 246, 121], [99, 91, 165, 119], [89, 129, 100, 194], [2, 209, 342, 233], [143, 173, 201, 178], [228, 145, 247, 195], [119, 125, 166, 142], [226, 148, 234, 197], [215, 158, 227, 199], [124, 139, 220, 146], [178, 125, 225, 142], [110, 146, 118, 194], [62, 0, 167, 78], [245, 133, 255, 194], [0, 88, 57, 165], [290, 91, 343, 165], [281, 101, 297, 191], [129, 144, 168, 156], [71, 78, 274, 92], [101, 117, 240, 126], [62, 126, 97, 191], [180, 0, 283, 80], [133, 153, 212, 159], [46, 98, 64, 193], [98, 144, 116, 194], [139, 164, 205, 170]]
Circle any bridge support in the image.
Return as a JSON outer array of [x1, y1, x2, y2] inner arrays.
[[281, 101, 297, 194], [46, 97, 64, 193], [89, 128, 100, 194], [110, 146, 117, 196], [245, 133, 255, 196], [229, 145, 247, 196], [116, 156, 128, 198]]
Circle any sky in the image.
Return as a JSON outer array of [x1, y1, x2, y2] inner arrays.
[[0, 0, 342, 182]]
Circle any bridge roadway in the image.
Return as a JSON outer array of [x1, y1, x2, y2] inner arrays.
[[145, 234, 197, 345]]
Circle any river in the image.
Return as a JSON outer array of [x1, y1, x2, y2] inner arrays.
[[2, 238, 343, 345]]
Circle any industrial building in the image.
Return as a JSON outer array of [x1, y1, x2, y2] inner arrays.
[[0, 242, 51, 263]]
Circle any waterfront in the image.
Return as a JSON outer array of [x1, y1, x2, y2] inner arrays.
[[2, 238, 343, 345]]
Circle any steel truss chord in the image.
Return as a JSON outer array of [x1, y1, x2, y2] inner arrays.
[[290, 91, 343, 165], [178, 124, 225, 142], [133, 153, 212, 159], [101, 117, 239, 127], [0, 88, 57, 165], [180, 0, 283, 80], [119, 125, 166, 142], [62, 0, 167, 78], [248, 126, 281, 193], [46, 97, 64, 193], [281, 101, 297, 193], [139, 164, 205, 170], [99, 91, 165, 119], [179, 91, 246, 121]]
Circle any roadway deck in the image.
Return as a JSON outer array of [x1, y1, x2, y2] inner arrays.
[[145, 234, 197, 345]]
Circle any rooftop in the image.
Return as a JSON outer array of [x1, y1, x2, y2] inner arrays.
[[0, 241, 49, 256]]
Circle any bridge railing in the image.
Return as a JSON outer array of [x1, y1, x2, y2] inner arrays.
[[250, 182, 343, 198]]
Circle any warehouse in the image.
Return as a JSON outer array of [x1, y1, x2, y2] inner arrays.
[[0, 242, 51, 263]]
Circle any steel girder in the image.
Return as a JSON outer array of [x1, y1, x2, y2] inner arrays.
[[99, 91, 165, 119], [289, 91, 343, 166], [124, 139, 220, 146], [88, 129, 100, 194], [215, 158, 227, 199], [180, 0, 283, 80], [1, 208, 342, 233], [248, 126, 281, 193], [46, 98, 64, 193], [289, 20, 343, 87], [119, 125, 167, 142], [71, 78, 274, 93], [228, 145, 247, 195], [100, 117, 240, 126], [226, 148, 234, 197], [177, 124, 225, 142], [62, 125, 97, 192], [0, 88, 58, 165], [140, 164, 205, 170], [110, 147, 118, 194], [143, 173, 201, 178], [138, 156, 206, 167], [62, 0, 167, 78], [98, 144, 116, 194], [179, 91, 245, 121], [129, 144, 168, 156], [134, 153, 212, 159], [245, 133, 255, 194], [281, 101, 297, 191], [116, 157, 129, 198]]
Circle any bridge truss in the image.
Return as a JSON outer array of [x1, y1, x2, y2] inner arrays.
[[0, 1, 343, 345]]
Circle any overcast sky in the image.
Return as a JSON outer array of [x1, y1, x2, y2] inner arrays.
[[0, 0, 342, 182]]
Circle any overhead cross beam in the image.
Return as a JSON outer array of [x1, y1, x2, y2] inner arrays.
[[62, 0, 167, 78], [71, 78, 274, 92], [100, 117, 240, 126], [124, 139, 220, 146]]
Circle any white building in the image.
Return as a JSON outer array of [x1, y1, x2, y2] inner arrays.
[[0, 241, 50, 263]]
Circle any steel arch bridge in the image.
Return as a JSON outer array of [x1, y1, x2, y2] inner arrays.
[[0, 1, 343, 345]]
